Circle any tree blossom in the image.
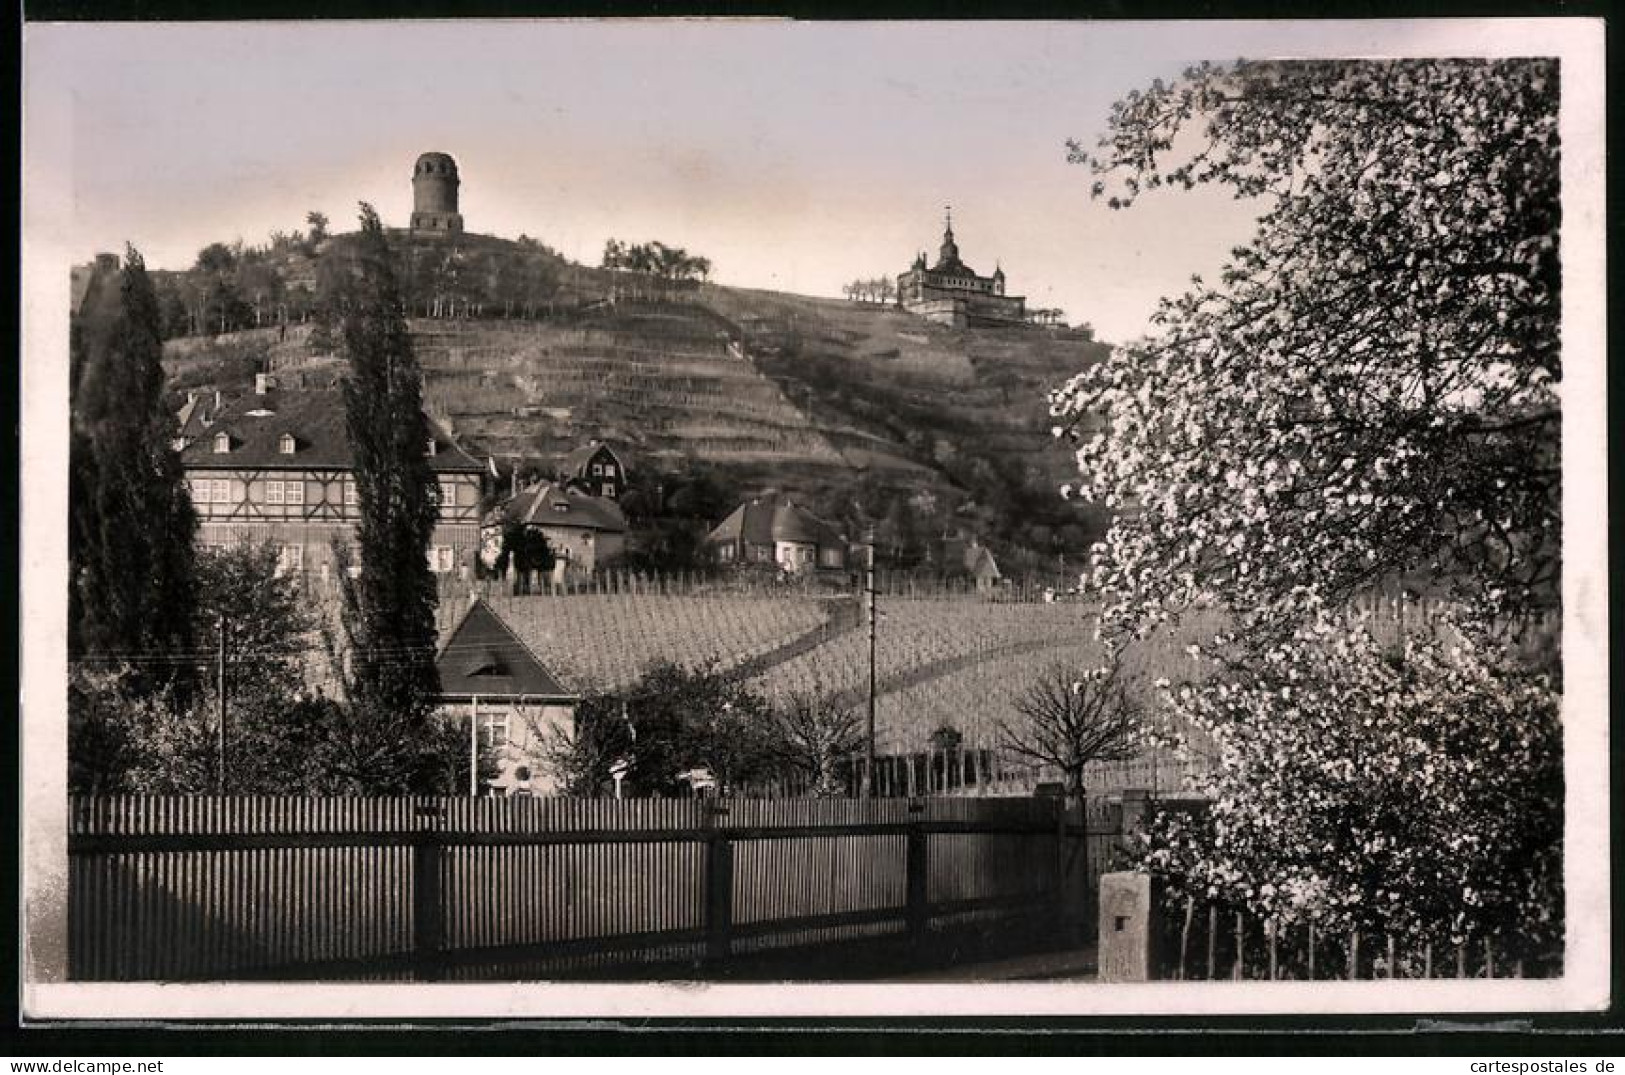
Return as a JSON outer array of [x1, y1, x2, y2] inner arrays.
[[1134, 612, 1562, 955], [1058, 60, 1559, 636]]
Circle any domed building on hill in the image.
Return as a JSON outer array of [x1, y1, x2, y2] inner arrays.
[[896, 209, 1026, 328], [410, 151, 464, 235]]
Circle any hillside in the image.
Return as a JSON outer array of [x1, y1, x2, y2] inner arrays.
[[154, 228, 1109, 570]]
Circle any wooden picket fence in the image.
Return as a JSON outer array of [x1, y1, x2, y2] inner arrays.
[[1154, 897, 1561, 981], [67, 795, 1130, 982]]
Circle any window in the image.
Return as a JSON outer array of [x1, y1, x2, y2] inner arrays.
[[427, 546, 455, 574], [820, 547, 842, 567], [591, 463, 604, 477], [552, 502, 570, 513], [438, 481, 458, 510], [275, 544, 303, 575], [603, 464, 617, 478], [425, 438, 438, 457], [601, 484, 614, 497], [210, 479, 232, 503], [285, 480, 304, 506], [266, 480, 285, 505], [213, 432, 230, 454], [480, 711, 510, 750], [343, 480, 358, 507], [278, 433, 296, 455], [719, 544, 735, 562], [188, 479, 211, 504]]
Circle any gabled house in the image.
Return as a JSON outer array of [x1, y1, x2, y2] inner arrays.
[[706, 492, 848, 573], [436, 597, 578, 797], [557, 441, 630, 501], [941, 535, 1003, 593], [482, 480, 628, 579], [177, 375, 487, 578]]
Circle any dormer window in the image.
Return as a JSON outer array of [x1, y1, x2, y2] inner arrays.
[[278, 433, 297, 455], [552, 502, 570, 513], [425, 438, 438, 457], [213, 431, 231, 454]]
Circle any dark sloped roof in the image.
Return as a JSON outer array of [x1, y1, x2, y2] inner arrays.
[[707, 493, 843, 547], [496, 481, 628, 533], [435, 598, 575, 702], [178, 386, 484, 473], [559, 442, 628, 478]]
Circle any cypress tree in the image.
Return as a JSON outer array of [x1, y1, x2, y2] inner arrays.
[[329, 204, 445, 792], [68, 246, 198, 691]]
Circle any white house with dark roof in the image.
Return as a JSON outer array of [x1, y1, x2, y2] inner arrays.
[[436, 597, 578, 796], [482, 480, 628, 579], [705, 492, 848, 573], [176, 374, 487, 578]]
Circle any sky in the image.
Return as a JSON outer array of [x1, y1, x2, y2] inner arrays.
[[25, 19, 1533, 343]]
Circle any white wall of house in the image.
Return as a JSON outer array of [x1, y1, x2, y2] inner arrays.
[[537, 525, 625, 575], [442, 700, 576, 796], [774, 540, 817, 573]]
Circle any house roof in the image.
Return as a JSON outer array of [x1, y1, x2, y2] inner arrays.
[[559, 441, 628, 478], [707, 493, 844, 548], [495, 481, 628, 533], [435, 598, 576, 703], [177, 385, 484, 473], [943, 536, 1002, 579]]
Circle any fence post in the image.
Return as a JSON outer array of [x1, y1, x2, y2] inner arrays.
[[905, 800, 929, 949], [412, 802, 446, 982], [703, 802, 733, 966], [1206, 904, 1218, 980]]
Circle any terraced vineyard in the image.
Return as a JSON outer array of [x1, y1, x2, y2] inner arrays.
[[410, 311, 849, 467]]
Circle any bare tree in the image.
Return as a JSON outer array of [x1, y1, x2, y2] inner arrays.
[[998, 649, 1141, 804], [771, 692, 863, 797]]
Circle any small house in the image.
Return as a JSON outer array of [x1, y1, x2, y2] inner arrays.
[[706, 492, 848, 573], [558, 441, 630, 501], [435, 597, 578, 797], [941, 535, 1003, 593], [483, 480, 628, 579]]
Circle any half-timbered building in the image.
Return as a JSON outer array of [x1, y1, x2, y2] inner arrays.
[[177, 375, 488, 578]]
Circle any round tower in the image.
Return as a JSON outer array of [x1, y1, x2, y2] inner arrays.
[[411, 152, 464, 234]]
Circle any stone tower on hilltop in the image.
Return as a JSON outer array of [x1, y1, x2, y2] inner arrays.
[[411, 151, 464, 235]]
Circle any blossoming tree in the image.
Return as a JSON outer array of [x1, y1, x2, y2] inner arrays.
[[1055, 59, 1559, 633], [1058, 60, 1565, 964], [1139, 612, 1562, 968]]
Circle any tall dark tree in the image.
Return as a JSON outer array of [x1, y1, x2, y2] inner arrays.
[[327, 204, 447, 792], [68, 246, 198, 689]]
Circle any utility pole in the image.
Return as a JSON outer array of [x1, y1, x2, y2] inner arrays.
[[215, 612, 228, 795], [865, 527, 877, 798]]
